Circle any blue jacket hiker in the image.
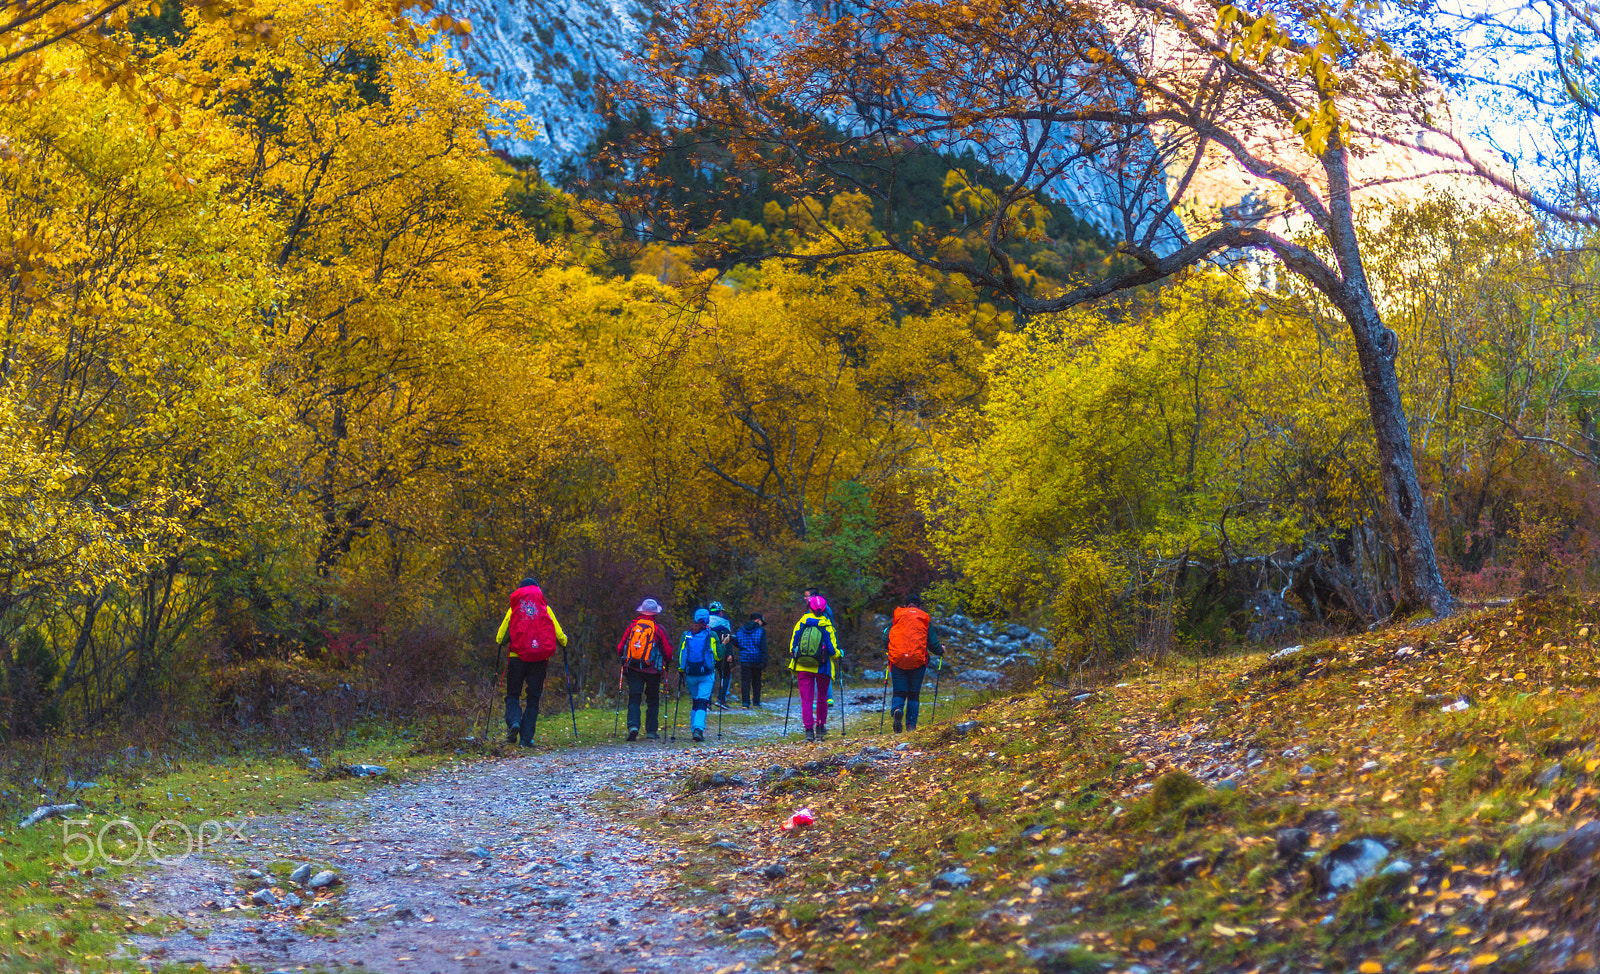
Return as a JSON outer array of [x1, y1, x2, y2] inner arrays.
[[677, 608, 722, 742], [734, 613, 767, 708]]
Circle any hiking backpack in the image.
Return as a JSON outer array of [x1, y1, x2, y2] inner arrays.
[[508, 586, 559, 663], [792, 619, 827, 664], [886, 605, 931, 669], [623, 619, 663, 670], [681, 630, 717, 676]]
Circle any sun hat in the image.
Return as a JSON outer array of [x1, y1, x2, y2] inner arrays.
[[637, 598, 663, 615]]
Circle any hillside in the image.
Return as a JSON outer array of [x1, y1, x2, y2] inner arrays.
[[636, 595, 1600, 973]]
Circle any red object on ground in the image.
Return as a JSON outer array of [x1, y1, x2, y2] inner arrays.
[[781, 808, 815, 830]]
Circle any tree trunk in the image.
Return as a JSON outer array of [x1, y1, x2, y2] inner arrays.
[[1340, 289, 1455, 618]]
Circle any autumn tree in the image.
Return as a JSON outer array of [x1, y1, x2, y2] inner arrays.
[[612, 0, 1514, 617]]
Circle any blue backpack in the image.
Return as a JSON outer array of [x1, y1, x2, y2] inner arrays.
[[681, 630, 717, 676]]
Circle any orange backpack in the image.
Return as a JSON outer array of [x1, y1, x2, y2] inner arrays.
[[624, 619, 663, 669], [886, 606, 931, 669]]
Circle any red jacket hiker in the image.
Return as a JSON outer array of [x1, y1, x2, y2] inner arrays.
[[617, 614, 672, 675]]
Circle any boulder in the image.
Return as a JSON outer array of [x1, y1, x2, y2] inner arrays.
[[19, 803, 81, 829], [1003, 624, 1032, 640], [1529, 821, 1600, 874], [1276, 828, 1310, 859], [250, 888, 277, 906], [289, 863, 313, 885], [762, 863, 788, 880]]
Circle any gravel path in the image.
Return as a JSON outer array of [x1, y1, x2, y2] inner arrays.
[[124, 716, 803, 974]]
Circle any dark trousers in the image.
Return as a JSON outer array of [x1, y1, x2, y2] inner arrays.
[[505, 658, 549, 744], [739, 664, 764, 706], [626, 670, 662, 733], [890, 664, 927, 729], [715, 657, 734, 704]]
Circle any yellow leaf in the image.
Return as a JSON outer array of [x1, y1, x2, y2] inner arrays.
[[1138, 939, 1156, 952], [1359, 962, 1382, 973], [1470, 954, 1499, 968]]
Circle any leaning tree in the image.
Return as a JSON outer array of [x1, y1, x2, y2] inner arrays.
[[598, 0, 1574, 618]]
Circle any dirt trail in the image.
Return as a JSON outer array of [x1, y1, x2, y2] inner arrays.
[[124, 705, 817, 974]]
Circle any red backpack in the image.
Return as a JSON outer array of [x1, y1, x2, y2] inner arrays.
[[507, 585, 559, 662], [886, 606, 931, 669]]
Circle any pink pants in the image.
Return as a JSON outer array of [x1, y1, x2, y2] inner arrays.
[[797, 671, 831, 730]]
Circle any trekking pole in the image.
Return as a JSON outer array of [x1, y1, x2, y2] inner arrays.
[[782, 664, 795, 736], [879, 665, 890, 733], [488, 642, 503, 744], [670, 675, 683, 743], [838, 661, 847, 739], [562, 646, 579, 740], [612, 664, 624, 739], [929, 657, 943, 723]]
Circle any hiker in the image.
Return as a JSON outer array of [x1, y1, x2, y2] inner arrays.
[[708, 601, 735, 709], [805, 586, 841, 711], [495, 577, 568, 746], [789, 595, 841, 741], [617, 598, 672, 741], [883, 596, 944, 733], [677, 608, 722, 742], [734, 612, 768, 707]]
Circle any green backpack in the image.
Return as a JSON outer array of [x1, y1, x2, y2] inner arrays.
[[793, 621, 826, 664]]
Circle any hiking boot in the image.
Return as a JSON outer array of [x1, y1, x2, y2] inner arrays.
[[816, 727, 828, 740], [692, 729, 705, 742], [804, 728, 815, 741], [627, 729, 639, 742], [893, 711, 903, 734], [647, 731, 661, 740], [505, 727, 519, 744]]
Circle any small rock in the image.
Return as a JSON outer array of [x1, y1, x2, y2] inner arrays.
[[1269, 644, 1303, 660], [281, 892, 304, 908], [542, 895, 571, 908], [982, 845, 998, 855], [710, 841, 741, 853], [1158, 857, 1205, 884], [1537, 765, 1563, 788], [91, 865, 107, 876], [1214, 779, 1238, 792], [845, 757, 874, 775], [1317, 838, 1389, 891], [1298, 764, 1317, 776], [246, 869, 264, 879], [895, 742, 911, 751], [1380, 859, 1413, 877], [1359, 760, 1380, 772], [1276, 828, 1310, 859], [308, 870, 340, 889], [289, 863, 313, 885], [344, 764, 388, 777], [469, 846, 494, 859], [1022, 824, 1049, 842], [877, 850, 892, 860], [931, 868, 972, 890], [1003, 623, 1031, 640], [953, 722, 980, 737], [1119, 871, 1140, 887], [963, 670, 1004, 685], [1441, 698, 1470, 713], [762, 863, 788, 880], [251, 889, 276, 906], [1071, 693, 1092, 702], [305, 758, 323, 771], [789, 949, 805, 961], [735, 927, 772, 941], [914, 902, 936, 915]]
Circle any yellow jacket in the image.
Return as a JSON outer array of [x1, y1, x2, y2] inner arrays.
[[497, 605, 568, 658]]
